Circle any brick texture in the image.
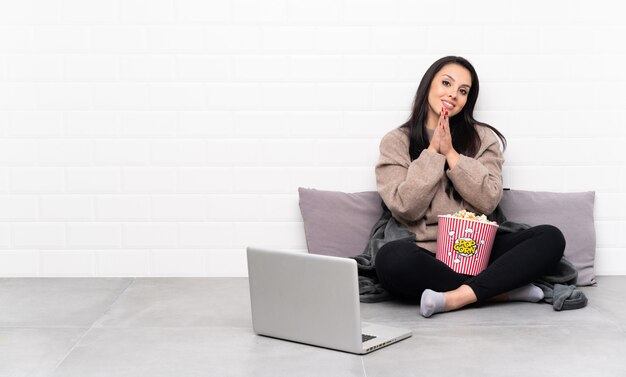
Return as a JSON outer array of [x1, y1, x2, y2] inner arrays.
[[0, 0, 624, 276]]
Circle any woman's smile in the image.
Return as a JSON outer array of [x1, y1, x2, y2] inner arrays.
[[442, 99, 456, 110]]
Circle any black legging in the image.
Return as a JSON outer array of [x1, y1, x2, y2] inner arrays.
[[375, 225, 565, 302]]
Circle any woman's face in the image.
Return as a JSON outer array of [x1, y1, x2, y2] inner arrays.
[[427, 63, 472, 119]]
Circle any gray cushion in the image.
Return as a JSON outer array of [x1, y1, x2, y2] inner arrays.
[[298, 187, 383, 258], [499, 189, 596, 286], [298, 187, 597, 286]]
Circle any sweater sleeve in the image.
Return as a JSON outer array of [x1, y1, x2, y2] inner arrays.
[[446, 127, 504, 214], [375, 129, 446, 223]]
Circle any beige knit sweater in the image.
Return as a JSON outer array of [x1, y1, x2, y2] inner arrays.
[[375, 125, 504, 253]]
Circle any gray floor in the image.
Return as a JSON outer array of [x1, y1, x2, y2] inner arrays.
[[1, 277, 624, 377]]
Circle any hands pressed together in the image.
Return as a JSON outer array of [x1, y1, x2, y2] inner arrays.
[[427, 107, 460, 169]]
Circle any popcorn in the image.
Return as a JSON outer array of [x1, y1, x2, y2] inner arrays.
[[443, 209, 497, 225], [436, 211, 499, 276]]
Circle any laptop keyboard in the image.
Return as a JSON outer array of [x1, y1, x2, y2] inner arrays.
[[362, 334, 377, 342]]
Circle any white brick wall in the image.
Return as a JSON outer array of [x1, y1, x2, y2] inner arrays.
[[0, 0, 625, 276]]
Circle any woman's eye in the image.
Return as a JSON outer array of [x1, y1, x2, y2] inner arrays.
[[460, 89, 468, 95], [442, 80, 450, 86]]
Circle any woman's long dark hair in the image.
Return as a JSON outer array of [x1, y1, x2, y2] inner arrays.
[[400, 56, 506, 161]]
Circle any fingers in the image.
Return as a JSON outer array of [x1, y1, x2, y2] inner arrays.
[[439, 107, 445, 128], [440, 107, 449, 128], [429, 122, 442, 154], [438, 107, 452, 155], [433, 107, 451, 154]]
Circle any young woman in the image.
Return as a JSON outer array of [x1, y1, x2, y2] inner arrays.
[[374, 56, 565, 318]]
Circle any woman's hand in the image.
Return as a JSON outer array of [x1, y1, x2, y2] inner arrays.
[[427, 108, 446, 154], [438, 108, 460, 169]]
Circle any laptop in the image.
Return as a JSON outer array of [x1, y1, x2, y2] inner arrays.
[[246, 247, 412, 354]]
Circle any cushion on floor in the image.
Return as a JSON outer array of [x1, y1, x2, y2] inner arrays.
[[298, 187, 597, 286]]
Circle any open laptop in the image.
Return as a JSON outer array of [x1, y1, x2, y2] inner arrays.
[[246, 247, 412, 354]]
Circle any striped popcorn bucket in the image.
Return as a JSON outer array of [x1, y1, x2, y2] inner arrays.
[[435, 215, 499, 276]]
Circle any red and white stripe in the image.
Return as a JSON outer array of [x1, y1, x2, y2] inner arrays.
[[435, 216, 498, 276]]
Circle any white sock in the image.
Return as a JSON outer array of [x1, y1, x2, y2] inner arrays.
[[506, 284, 544, 303], [420, 289, 446, 318]]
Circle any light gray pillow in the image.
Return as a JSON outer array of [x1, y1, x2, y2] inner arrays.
[[298, 187, 383, 258], [298, 187, 597, 286], [499, 190, 596, 286]]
